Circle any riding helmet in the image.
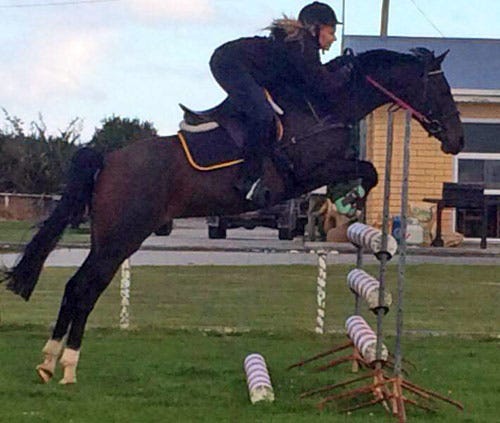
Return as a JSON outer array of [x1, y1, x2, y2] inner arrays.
[[298, 2, 341, 27]]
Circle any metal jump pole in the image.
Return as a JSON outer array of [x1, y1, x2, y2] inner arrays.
[[374, 110, 394, 364], [354, 118, 369, 316], [394, 111, 411, 375]]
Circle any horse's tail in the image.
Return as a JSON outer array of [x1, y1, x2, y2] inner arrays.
[[1, 147, 104, 301]]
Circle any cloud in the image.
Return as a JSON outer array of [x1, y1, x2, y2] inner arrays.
[[0, 28, 112, 105], [125, 0, 215, 24]]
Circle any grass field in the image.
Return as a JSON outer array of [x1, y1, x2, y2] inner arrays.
[[0, 326, 497, 423], [0, 220, 90, 246], [0, 264, 499, 422], [1, 265, 497, 335]]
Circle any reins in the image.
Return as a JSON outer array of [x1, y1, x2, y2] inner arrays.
[[365, 75, 431, 124]]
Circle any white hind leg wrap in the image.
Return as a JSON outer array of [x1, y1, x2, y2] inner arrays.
[[36, 339, 64, 383], [59, 348, 80, 385]]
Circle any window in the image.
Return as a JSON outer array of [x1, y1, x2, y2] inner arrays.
[[463, 123, 499, 154], [456, 120, 500, 238], [458, 158, 500, 189]]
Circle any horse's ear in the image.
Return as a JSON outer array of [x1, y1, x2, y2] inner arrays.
[[435, 49, 450, 66], [410, 47, 433, 59]]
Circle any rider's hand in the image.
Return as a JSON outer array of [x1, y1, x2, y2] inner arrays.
[[336, 63, 353, 84]]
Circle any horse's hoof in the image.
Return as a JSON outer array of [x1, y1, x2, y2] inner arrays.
[[59, 348, 79, 385], [36, 365, 53, 383], [58, 366, 77, 384]]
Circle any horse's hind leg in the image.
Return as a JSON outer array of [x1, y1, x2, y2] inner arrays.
[[36, 235, 145, 384], [58, 245, 137, 384], [35, 252, 99, 383], [36, 340, 65, 383]]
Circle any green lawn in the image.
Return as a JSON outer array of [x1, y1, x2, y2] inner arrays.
[[0, 264, 498, 422], [1, 265, 497, 335], [0, 220, 90, 246], [0, 327, 497, 423]]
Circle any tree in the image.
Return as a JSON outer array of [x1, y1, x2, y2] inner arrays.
[[0, 113, 158, 194], [0, 111, 81, 194], [87, 116, 157, 154]]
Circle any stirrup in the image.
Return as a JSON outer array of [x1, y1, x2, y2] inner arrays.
[[245, 179, 271, 208], [245, 179, 261, 201]]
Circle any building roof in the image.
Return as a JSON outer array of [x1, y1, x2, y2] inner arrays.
[[343, 35, 500, 92]]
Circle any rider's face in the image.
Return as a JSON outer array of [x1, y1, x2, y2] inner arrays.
[[318, 25, 336, 51]]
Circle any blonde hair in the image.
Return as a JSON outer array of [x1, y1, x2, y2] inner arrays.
[[266, 15, 315, 42]]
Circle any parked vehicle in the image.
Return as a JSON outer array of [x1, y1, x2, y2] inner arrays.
[[206, 196, 311, 240]]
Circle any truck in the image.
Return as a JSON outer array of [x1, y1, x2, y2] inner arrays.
[[206, 195, 314, 240]]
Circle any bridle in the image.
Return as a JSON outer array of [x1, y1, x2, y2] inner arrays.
[[365, 69, 458, 137]]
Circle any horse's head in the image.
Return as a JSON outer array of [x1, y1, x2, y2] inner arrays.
[[337, 48, 465, 155], [408, 48, 464, 154]]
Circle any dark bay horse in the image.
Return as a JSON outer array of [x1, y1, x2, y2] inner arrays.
[[1, 48, 464, 384]]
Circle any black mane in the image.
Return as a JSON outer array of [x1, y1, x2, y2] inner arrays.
[[357, 49, 421, 71], [328, 48, 433, 75]]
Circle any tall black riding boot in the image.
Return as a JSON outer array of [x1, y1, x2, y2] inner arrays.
[[271, 147, 296, 194], [234, 155, 272, 209], [235, 135, 273, 207]]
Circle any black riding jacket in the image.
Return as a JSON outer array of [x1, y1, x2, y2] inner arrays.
[[210, 19, 345, 102]]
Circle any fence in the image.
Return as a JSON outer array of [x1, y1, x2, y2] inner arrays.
[[0, 192, 59, 220]]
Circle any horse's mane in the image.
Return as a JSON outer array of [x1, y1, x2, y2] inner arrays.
[[357, 49, 420, 71], [329, 48, 433, 75]]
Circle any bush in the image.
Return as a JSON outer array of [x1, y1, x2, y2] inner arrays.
[[0, 112, 157, 194]]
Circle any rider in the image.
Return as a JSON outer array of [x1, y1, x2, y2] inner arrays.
[[209, 2, 352, 207]]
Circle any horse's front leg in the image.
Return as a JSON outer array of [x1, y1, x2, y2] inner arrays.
[[332, 160, 378, 216], [296, 157, 378, 204]]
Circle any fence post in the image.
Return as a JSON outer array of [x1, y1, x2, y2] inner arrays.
[[315, 251, 328, 334], [120, 259, 131, 329]]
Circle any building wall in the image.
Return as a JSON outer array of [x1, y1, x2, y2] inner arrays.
[[364, 101, 499, 234]]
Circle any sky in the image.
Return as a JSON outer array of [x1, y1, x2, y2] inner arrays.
[[0, 0, 499, 143]]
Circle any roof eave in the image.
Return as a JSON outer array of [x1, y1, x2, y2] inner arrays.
[[453, 89, 500, 103]]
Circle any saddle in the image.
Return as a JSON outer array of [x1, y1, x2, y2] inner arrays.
[[177, 92, 284, 171], [180, 92, 284, 138]]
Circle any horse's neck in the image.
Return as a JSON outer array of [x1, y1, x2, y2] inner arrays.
[[271, 58, 420, 135], [341, 76, 392, 122], [335, 60, 422, 123]]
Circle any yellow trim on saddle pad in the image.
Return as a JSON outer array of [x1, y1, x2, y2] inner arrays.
[[176, 131, 244, 172]]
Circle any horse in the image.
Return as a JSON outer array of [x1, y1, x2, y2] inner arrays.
[[1, 48, 464, 384]]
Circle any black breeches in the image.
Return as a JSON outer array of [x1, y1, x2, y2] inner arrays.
[[210, 53, 275, 160]]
